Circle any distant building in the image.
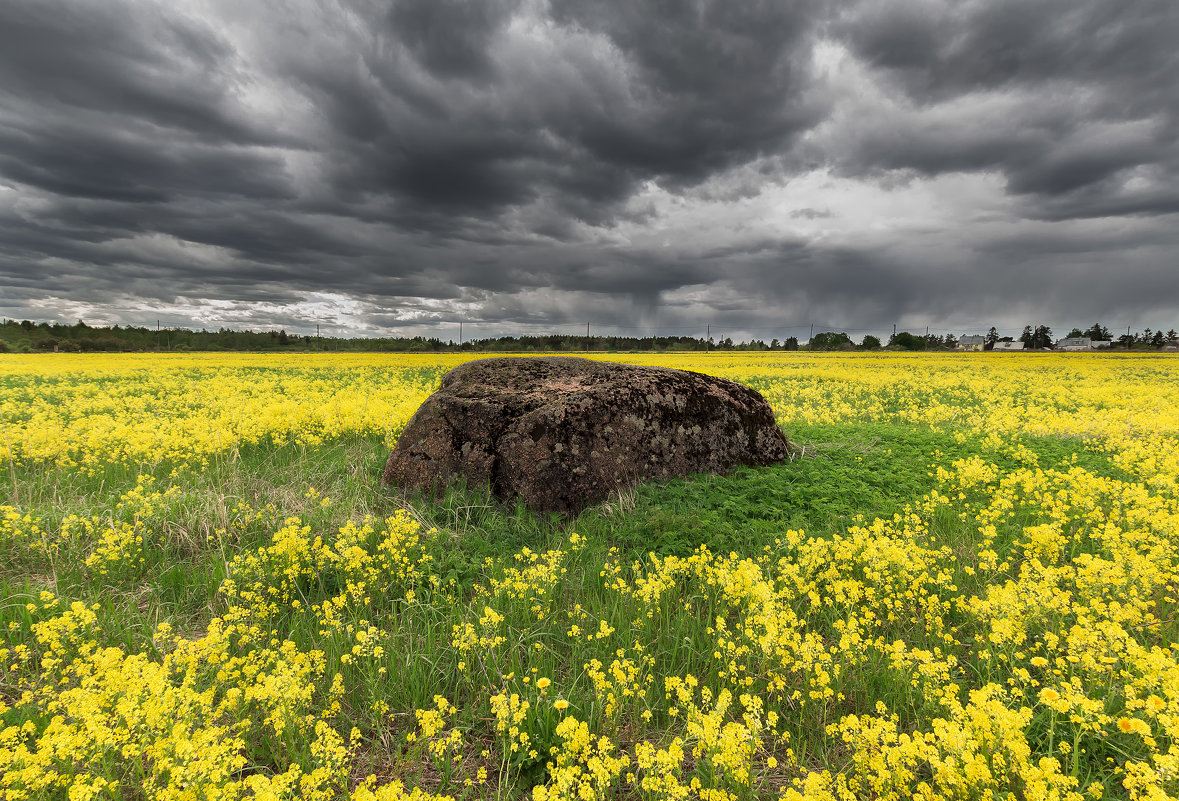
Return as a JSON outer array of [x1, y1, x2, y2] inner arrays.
[[1091, 340, 1113, 349], [992, 341, 1025, 351], [1057, 337, 1092, 351], [958, 335, 987, 351]]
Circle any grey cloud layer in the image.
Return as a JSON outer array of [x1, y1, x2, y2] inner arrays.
[[829, 0, 1179, 218], [1, 0, 1177, 336]]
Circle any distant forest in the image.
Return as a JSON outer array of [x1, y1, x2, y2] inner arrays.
[[0, 318, 1175, 353]]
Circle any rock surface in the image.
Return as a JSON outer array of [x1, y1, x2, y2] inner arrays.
[[383, 357, 791, 514]]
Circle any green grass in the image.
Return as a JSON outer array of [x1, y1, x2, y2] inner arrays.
[[1, 418, 1162, 798], [0, 416, 1131, 652]]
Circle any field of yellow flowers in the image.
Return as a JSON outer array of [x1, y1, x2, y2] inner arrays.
[[2, 351, 1179, 800]]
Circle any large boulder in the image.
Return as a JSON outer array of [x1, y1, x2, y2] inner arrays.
[[383, 357, 791, 514]]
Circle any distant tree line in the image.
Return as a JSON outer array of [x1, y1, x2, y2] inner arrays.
[[0, 318, 1175, 354]]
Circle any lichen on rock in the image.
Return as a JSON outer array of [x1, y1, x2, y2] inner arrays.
[[383, 356, 792, 514]]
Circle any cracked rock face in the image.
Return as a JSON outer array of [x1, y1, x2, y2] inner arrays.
[[382, 357, 792, 514]]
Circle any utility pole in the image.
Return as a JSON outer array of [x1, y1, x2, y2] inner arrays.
[[586, 322, 590, 352], [459, 321, 462, 346], [157, 320, 160, 351], [706, 324, 710, 351], [809, 322, 814, 344]]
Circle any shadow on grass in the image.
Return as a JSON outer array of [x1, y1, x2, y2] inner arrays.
[[384, 421, 988, 570]]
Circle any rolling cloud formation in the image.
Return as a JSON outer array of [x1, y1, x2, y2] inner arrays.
[[1, 0, 1177, 339]]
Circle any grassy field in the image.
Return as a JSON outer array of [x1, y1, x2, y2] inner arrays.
[[2, 352, 1178, 800]]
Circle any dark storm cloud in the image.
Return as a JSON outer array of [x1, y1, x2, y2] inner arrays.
[[0, 124, 294, 203], [830, 0, 1179, 216], [0, 2, 246, 143], [256, 0, 829, 230], [387, 0, 520, 80], [0, 1, 299, 170], [545, 0, 826, 180], [838, 0, 1177, 104], [1, 0, 1178, 337]]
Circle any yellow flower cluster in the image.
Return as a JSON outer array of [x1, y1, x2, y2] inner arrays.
[[1, 507, 456, 799], [3, 599, 345, 799], [0, 353, 450, 471], [585, 647, 654, 723], [2, 474, 178, 580], [3, 351, 1179, 800], [408, 695, 464, 784], [487, 542, 574, 621], [533, 715, 630, 801], [222, 510, 434, 632], [489, 689, 533, 760]]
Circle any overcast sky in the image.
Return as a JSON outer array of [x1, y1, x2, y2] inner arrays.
[[1, 0, 1177, 342]]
